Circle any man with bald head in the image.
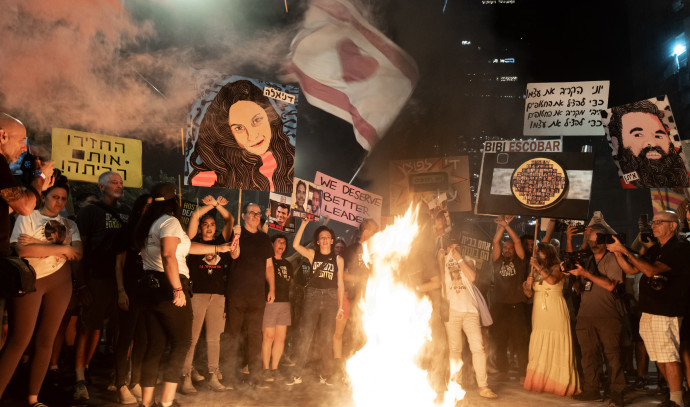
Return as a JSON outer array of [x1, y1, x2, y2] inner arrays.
[[608, 210, 690, 407]]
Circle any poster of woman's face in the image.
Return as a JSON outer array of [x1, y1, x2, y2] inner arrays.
[[184, 75, 299, 193]]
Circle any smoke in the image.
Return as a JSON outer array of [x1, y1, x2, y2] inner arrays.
[[0, 0, 300, 144]]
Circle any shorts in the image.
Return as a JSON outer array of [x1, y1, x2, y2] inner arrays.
[[639, 312, 682, 363], [262, 301, 291, 328], [80, 277, 118, 330]]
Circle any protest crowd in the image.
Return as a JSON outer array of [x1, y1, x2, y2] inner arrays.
[[2, 113, 690, 407]]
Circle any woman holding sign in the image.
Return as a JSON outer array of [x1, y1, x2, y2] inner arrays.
[[190, 80, 295, 193], [285, 219, 345, 386]]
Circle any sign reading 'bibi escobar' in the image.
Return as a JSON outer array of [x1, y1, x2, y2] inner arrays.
[[52, 128, 143, 188], [523, 80, 609, 136], [314, 171, 382, 227]]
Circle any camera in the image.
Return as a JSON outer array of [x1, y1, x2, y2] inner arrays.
[[638, 214, 656, 244], [561, 250, 588, 272], [553, 220, 586, 234], [19, 152, 37, 187], [595, 232, 626, 245], [648, 274, 668, 291]]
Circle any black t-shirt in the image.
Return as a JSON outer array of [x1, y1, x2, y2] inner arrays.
[[77, 202, 130, 279], [492, 255, 528, 304], [188, 235, 231, 295], [309, 251, 338, 289], [639, 235, 690, 317], [0, 155, 18, 257], [293, 257, 312, 287], [343, 243, 370, 300], [270, 257, 293, 302], [227, 226, 273, 301]]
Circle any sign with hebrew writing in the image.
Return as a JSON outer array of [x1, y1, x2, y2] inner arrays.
[[389, 156, 471, 215], [601, 95, 690, 189], [314, 171, 382, 227], [184, 75, 299, 193], [523, 81, 609, 136], [52, 128, 142, 188], [475, 146, 593, 219]]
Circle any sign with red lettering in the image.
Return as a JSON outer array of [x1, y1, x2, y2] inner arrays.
[[389, 156, 471, 215], [314, 171, 382, 227]]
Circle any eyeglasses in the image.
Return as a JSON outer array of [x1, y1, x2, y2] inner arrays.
[[246, 211, 261, 217], [650, 220, 675, 226]]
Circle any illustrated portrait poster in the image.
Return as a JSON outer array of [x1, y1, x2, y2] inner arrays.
[[268, 192, 295, 233], [184, 75, 299, 193], [389, 156, 471, 216], [290, 177, 322, 221], [601, 95, 690, 189], [475, 149, 593, 219]]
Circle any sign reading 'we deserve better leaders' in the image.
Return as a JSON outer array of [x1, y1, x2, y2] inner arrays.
[[314, 171, 382, 227]]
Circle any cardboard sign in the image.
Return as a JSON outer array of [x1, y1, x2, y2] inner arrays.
[[290, 178, 322, 221], [523, 81, 609, 136], [180, 200, 198, 229], [389, 156, 471, 215], [475, 147, 593, 219], [267, 193, 295, 233], [602, 95, 690, 189], [52, 128, 142, 187], [484, 139, 563, 153], [314, 171, 382, 227]]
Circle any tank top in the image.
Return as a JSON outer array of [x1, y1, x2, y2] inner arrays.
[[309, 251, 338, 289]]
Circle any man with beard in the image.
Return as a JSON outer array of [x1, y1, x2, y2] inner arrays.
[[565, 224, 625, 406], [607, 100, 689, 188]]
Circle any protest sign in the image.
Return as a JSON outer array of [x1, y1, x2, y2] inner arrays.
[[602, 95, 690, 189], [389, 156, 471, 215], [184, 75, 299, 193], [267, 193, 295, 232], [290, 178, 321, 221], [52, 128, 142, 187], [475, 145, 593, 219], [314, 171, 382, 227], [523, 81, 609, 136], [180, 200, 198, 229]]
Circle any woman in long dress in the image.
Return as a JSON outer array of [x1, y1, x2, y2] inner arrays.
[[523, 242, 580, 396]]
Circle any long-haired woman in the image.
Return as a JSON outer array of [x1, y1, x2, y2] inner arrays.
[[189, 80, 295, 193], [523, 242, 580, 396], [0, 175, 81, 407], [134, 183, 230, 407]]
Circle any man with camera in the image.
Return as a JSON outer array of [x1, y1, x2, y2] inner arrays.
[[564, 224, 625, 406], [607, 210, 690, 407]]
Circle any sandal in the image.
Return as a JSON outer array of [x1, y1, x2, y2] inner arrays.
[[479, 386, 498, 399]]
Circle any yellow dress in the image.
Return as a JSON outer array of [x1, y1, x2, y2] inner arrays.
[[523, 279, 580, 396]]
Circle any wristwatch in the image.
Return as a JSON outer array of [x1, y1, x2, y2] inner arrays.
[[33, 170, 45, 180]]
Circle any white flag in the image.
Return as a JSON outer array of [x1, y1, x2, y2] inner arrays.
[[281, 0, 418, 150]]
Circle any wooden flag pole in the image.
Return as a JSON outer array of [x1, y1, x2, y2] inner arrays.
[[237, 189, 242, 225]]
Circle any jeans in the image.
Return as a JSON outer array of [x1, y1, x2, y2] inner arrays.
[[183, 293, 225, 375], [140, 283, 193, 387], [445, 311, 488, 387], [293, 287, 338, 378]]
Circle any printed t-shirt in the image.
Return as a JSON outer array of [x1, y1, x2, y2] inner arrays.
[[77, 202, 130, 279], [270, 257, 293, 302], [492, 255, 528, 304], [187, 234, 230, 295]]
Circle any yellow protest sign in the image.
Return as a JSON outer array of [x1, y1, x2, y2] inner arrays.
[[52, 128, 142, 187]]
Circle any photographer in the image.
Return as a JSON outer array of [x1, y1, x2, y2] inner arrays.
[[607, 210, 690, 407], [564, 224, 625, 406]]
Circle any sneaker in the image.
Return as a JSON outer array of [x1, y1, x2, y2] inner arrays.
[[208, 372, 226, 392], [282, 355, 296, 367], [117, 385, 137, 405], [262, 369, 274, 383], [573, 391, 602, 402], [180, 375, 196, 395], [130, 383, 142, 398], [285, 376, 302, 386], [319, 375, 334, 386], [191, 368, 205, 382], [478, 386, 498, 399], [72, 380, 89, 401]]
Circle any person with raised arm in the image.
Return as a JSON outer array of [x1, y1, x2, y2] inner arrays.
[[285, 218, 344, 386]]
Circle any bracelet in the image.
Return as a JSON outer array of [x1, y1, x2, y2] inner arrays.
[[173, 287, 183, 293], [457, 258, 464, 263], [34, 170, 45, 180], [338, 308, 344, 312]]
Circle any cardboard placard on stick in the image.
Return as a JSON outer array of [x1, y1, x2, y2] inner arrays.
[[314, 171, 382, 227]]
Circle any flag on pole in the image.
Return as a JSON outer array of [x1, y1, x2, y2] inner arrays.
[[281, 0, 418, 151]]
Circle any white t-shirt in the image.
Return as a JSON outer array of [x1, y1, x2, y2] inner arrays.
[[10, 210, 81, 279], [444, 251, 477, 314], [141, 215, 191, 278]]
